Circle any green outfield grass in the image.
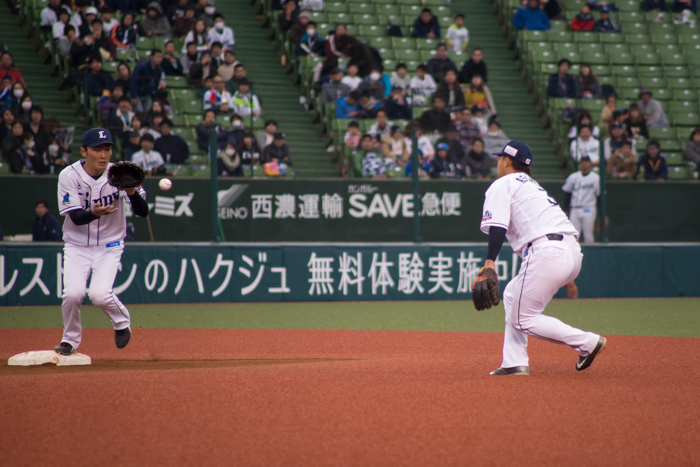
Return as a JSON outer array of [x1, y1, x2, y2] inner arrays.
[[1, 299, 700, 338]]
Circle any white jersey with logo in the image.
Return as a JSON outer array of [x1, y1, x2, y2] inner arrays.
[[480, 172, 579, 256], [562, 170, 600, 209], [58, 161, 144, 246]]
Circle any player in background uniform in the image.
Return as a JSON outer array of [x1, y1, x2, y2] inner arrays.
[[569, 125, 600, 166], [561, 155, 600, 243], [54, 128, 150, 355], [474, 141, 606, 375]]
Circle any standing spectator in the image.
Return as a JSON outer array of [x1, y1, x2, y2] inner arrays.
[[359, 134, 386, 179], [262, 133, 293, 165], [381, 125, 410, 167], [341, 64, 362, 90], [181, 42, 200, 75], [278, 0, 300, 33], [598, 94, 616, 127], [456, 107, 482, 150], [154, 118, 189, 163], [604, 121, 634, 160], [182, 20, 209, 53], [458, 48, 487, 84], [323, 24, 355, 69], [161, 41, 184, 76], [412, 7, 441, 39], [208, 14, 235, 50], [483, 120, 509, 160], [107, 96, 135, 139], [548, 58, 576, 98], [289, 11, 312, 44], [685, 127, 700, 166], [232, 79, 261, 117], [295, 21, 324, 56], [645, 0, 668, 10], [575, 63, 601, 99], [189, 51, 218, 88], [464, 138, 491, 179], [256, 119, 277, 150], [217, 50, 239, 82], [594, 7, 621, 33], [464, 75, 496, 116], [83, 55, 115, 97], [426, 43, 457, 83], [570, 125, 600, 165], [419, 94, 451, 134], [111, 12, 138, 50], [638, 140, 668, 180], [101, 7, 119, 34], [513, 0, 551, 31], [358, 69, 386, 101], [236, 131, 262, 165], [429, 142, 465, 178], [358, 90, 381, 119], [91, 20, 116, 61], [445, 14, 469, 52], [203, 75, 233, 113], [437, 70, 466, 110], [368, 109, 391, 139], [390, 63, 411, 92], [130, 49, 166, 113], [570, 4, 595, 31], [625, 104, 649, 140], [131, 133, 165, 172], [336, 90, 361, 119], [0, 52, 25, 86], [606, 139, 637, 179], [32, 199, 62, 242], [344, 120, 361, 149], [638, 88, 669, 128], [40, 0, 65, 32], [410, 64, 437, 105], [174, 6, 197, 38], [384, 86, 412, 120], [321, 68, 351, 104]]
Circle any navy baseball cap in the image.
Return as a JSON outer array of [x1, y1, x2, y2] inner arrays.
[[599, 6, 610, 13], [82, 127, 114, 147], [492, 141, 534, 166]]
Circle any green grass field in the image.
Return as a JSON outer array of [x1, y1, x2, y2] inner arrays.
[[2, 298, 699, 338]]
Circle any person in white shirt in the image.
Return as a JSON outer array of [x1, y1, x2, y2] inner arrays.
[[40, 0, 63, 29], [341, 64, 363, 90], [101, 8, 119, 34], [405, 123, 435, 160], [409, 64, 437, 106], [52, 8, 74, 39], [390, 62, 411, 91], [561, 155, 600, 243], [207, 14, 235, 50], [131, 133, 165, 172], [445, 14, 469, 52], [474, 140, 606, 376], [569, 125, 600, 166]]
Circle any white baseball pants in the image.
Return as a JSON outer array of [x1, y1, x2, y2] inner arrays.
[[500, 235, 600, 369], [60, 243, 131, 349], [569, 207, 596, 243]]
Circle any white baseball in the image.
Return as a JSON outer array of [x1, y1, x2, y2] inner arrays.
[[159, 178, 172, 191]]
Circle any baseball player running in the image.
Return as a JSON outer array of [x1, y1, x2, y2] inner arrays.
[[54, 128, 149, 355], [561, 155, 600, 243], [472, 141, 606, 375]]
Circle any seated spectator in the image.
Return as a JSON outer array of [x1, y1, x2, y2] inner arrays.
[[16, 96, 36, 123], [606, 139, 637, 179], [83, 55, 115, 97], [161, 41, 184, 76], [114, 62, 132, 96], [141, 2, 172, 38], [227, 114, 246, 147], [543, 0, 566, 20], [78, 6, 99, 37], [145, 100, 167, 127], [39, 136, 71, 174], [1, 78, 15, 109], [278, 0, 299, 33], [237, 131, 262, 165], [513, 0, 551, 30], [0, 52, 25, 86], [225, 64, 248, 93], [52, 7, 72, 40], [548, 58, 576, 98], [199, 76, 214, 99], [174, 6, 197, 38], [189, 52, 218, 88], [208, 14, 235, 50], [167, 0, 190, 23], [403, 148, 432, 178], [429, 142, 465, 179], [216, 50, 239, 83], [289, 10, 312, 44], [419, 94, 451, 134], [321, 68, 351, 104], [456, 107, 482, 150], [625, 104, 649, 140], [69, 33, 100, 73], [40, 0, 64, 32], [344, 120, 361, 149], [410, 64, 437, 106], [182, 20, 209, 54], [198, 0, 217, 28], [299, 0, 323, 11], [464, 138, 491, 179], [459, 48, 487, 85], [471, 105, 489, 134], [445, 14, 468, 52], [107, 96, 135, 139], [91, 20, 116, 61], [426, 43, 457, 83], [232, 78, 261, 117], [122, 130, 140, 160], [101, 7, 119, 34], [131, 113, 161, 140], [638, 140, 667, 180], [0, 108, 15, 144], [181, 42, 200, 76], [218, 142, 243, 176], [24, 106, 47, 153], [570, 125, 600, 165], [384, 86, 412, 120], [464, 75, 495, 116], [685, 127, 700, 166], [256, 119, 277, 149], [111, 12, 138, 50], [58, 25, 78, 59], [358, 69, 386, 101], [296, 21, 324, 57], [359, 134, 386, 179], [32, 199, 62, 241], [390, 63, 411, 92], [131, 133, 165, 173], [672, 0, 696, 13], [404, 123, 435, 160], [644, 0, 668, 11], [336, 90, 361, 119], [570, 4, 595, 31], [575, 63, 601, 99], [2, 120, 24, 164], [598, 94, 616, 127], [638, 88, 668, 128], [368, 110, 391, 139], [438, 70, 466, 110], [197, 110, 228, 151], [435, 123, 466, 162], [483, 120, 510, 160], [8, 130, 42, 174], [569, 112, 600, 142], [412, 7, 441, 39], [381, 125, 410, 167], [594, 7, 621, 33], [262, 132, 292, 165], [130, 50, 166, 113], [209, 42, 224, 67], [154, 118, 189, 163], [358, 90, 381, 119], [604, 121, 634, 160], [341, 64, 362, 90], [203, 75, 234, 113]]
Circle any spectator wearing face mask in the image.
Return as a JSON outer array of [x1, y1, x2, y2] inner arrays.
[[358, 91, 381, 119], [16, 97, 36, 123], [208, 14, 235, 50], [218, 142, 243, 176], [358, 69, 386, 101], [154, 118, 189, 164], [40, 137, 71, 174], [227, 114, 246, 146], [198, 0, 217, 29], [295, 21, 324, 56], [4, 82, 27, 111]]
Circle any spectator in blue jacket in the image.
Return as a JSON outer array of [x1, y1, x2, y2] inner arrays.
[[412, 8, 441, 39], [643, 0, 668, 11], [548, 58, 576, 98], [32, 199, 62, 242], [593, 7, 621, 33], [513, 0, 551, 30], [336, 91, 362, 119], [295, 21, 324, 56], [129, 49, 166, 113], [83, 55, 115, 97], [673, 0, 697, 13]]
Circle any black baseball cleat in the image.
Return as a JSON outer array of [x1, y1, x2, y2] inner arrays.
[[576, 336, 607, 371], [490, 366, 529, 376], [54, 342, 75, 355], [115, 327, 131, 349]]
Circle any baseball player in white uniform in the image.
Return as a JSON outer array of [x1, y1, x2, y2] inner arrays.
[[474, 141, 606, 375], [54, 128, 149, 355], [562, 155, 600, 243], [569, 125, 600, 165]]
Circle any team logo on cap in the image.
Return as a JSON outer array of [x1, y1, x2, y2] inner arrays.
[[98, 131, 106, 139], [503, 145, 518, 157], [525, 158, 531, 164]]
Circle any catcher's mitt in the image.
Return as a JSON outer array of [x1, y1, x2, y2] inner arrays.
[[472, 267, 500, 311], [108, 161, 145, 190]]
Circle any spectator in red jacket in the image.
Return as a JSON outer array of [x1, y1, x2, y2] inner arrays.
[[0, 52, 25, 86], [570, 5, 595, 31]]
